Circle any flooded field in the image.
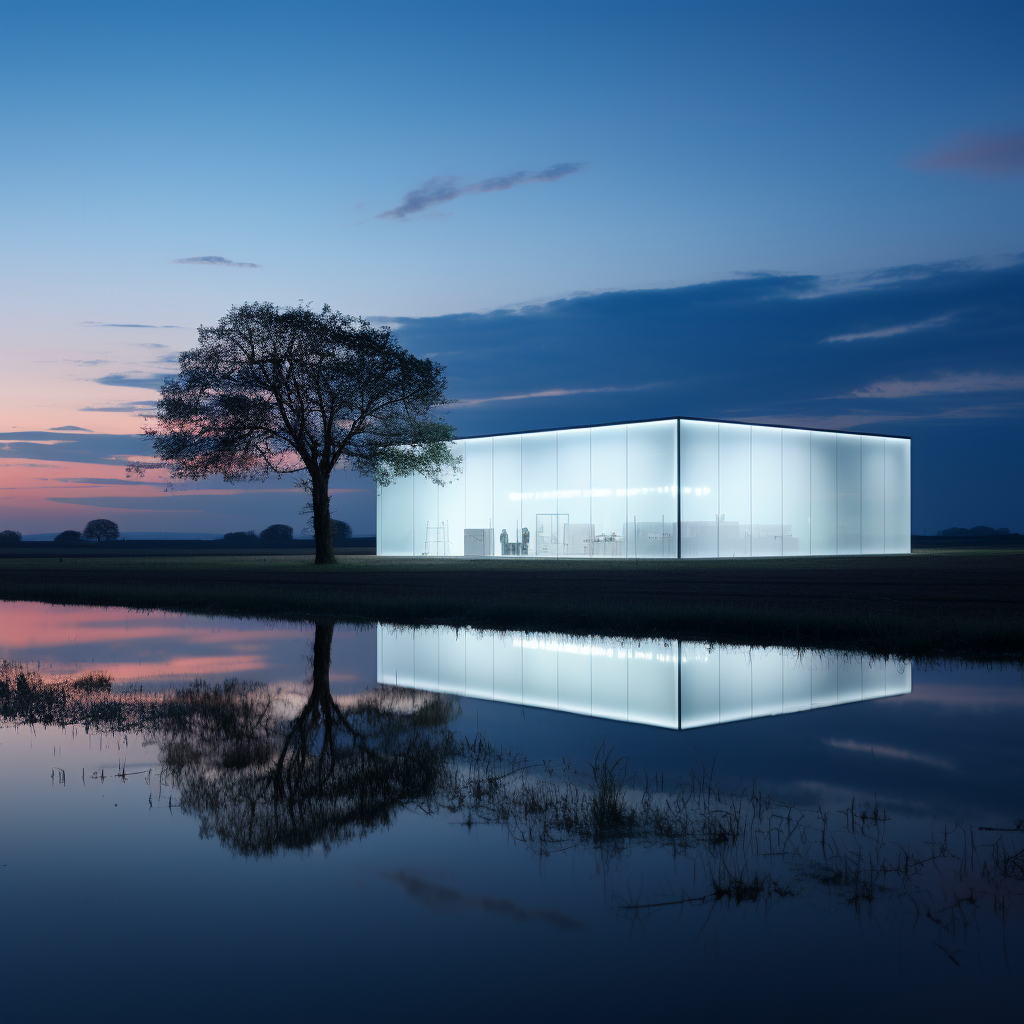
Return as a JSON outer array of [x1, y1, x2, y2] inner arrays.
[[1, 600, 1021, 1020]]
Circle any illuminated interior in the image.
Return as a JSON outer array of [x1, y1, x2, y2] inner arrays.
[[377, 417, 912, 558]]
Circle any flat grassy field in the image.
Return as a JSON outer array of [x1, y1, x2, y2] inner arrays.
[[1, 548, 1022, 662]]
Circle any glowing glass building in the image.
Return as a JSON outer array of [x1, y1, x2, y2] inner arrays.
[[376, 417, 911, 558]]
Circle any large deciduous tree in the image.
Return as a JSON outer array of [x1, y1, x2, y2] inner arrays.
[[82, 519, 119, 542], [136, 302, 459, 564]]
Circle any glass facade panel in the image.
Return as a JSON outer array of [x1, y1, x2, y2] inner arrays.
[[377, 418, 909, 562], [437, 626, 466, 694], [413, 469, 439, 557], [557, 640, 593, 715], [783, 651, 813, 712], [557, 428, 592, 557], [379, 474, 414, 555], [886, 658, 912, 697], [463, 438, 493, 556], [718, 646, 753, 722], [521, 637, 558, 707], [809, 651, 839, 706], [463, 632, 494, 699], [591, 642, 629, 720], [413, 625, 440, 687], [750, 647, 784, 717], [679, 419, 718, 558], [885, 437, 911, 553], [379, 625, 414, 685], [492, 632, 523, 704], [625, 642, 678, 727], [782, 429, 811, 556], [520, 430, 558, 557], [436, 441, 466, 556], [836, 433, 861, 555], [810, 431, 837, 555], [837, 656, 863, 704], [861, 657, 888, 701], [492, 434, 522, 556], [679, 644, 720, 728], [625, 420, 677, 558], [750, 426, 782, 557], [590, 424, 627, 558], [861, 435, 885, 554], [718, 422, 751, 558]]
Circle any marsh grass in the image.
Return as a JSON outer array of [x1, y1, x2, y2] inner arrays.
[[452, 742, 1024, 950], [5, 662, 1023, 958]]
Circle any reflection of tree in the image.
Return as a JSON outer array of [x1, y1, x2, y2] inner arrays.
[[160, 622, 459, 855]]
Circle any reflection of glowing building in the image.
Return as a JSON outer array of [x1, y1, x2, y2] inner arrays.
[[377, 625, 912, 730], [377, 417, 911, 558]]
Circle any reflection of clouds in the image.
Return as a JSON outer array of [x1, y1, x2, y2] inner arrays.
[[382, 872, 585, 930], [76, 655, 270, 683], [0, 604, 292, 649], [0, 603, 368, 694], [826, 738, 954, 771]]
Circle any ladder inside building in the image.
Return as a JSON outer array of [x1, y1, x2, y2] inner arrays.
[[423, 520, 450, 556]]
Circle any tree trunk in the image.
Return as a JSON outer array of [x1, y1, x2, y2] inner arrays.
[[311, 473, 336, 564], [310, 620, 334, 702]]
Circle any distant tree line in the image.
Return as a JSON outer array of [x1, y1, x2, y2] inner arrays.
[[0, 520, 122, 545], [2, 518, 355, 545], [223, 520, 352, 544], [939, 525, 1017, 537], [52, 520, 120, 543]]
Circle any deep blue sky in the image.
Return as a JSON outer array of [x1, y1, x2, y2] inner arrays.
[[0, 2, 1021, 537]]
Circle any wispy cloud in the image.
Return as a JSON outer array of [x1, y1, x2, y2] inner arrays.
[[825, 738, 954, 771], [94, 373, 171, 390], [0, 430, 153, 465], [170, 256, 261, 268], [742, 403, 1023, 431], [849, 372, 1024, 399], [56, 477, 150, 486], [82, 321, 182, 328], [823, 314, 951, 344], [453, 383, 659, 407], [914, 130, 1024, 174], [49, 425, 94, 433], [80, 400, 158, 414], [378, 162, 584, 220]]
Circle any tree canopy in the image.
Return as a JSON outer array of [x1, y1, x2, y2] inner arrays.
[[0, 530, 22, 545], [82, 519, 119, 542], [260, 523, 293, 542], [137, 302, 459, 563]]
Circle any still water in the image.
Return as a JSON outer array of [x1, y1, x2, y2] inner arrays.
[[1, 601, 1021, 1021]]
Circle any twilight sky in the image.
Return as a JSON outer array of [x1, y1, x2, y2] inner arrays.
[[1, 1, 1022, 537]]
